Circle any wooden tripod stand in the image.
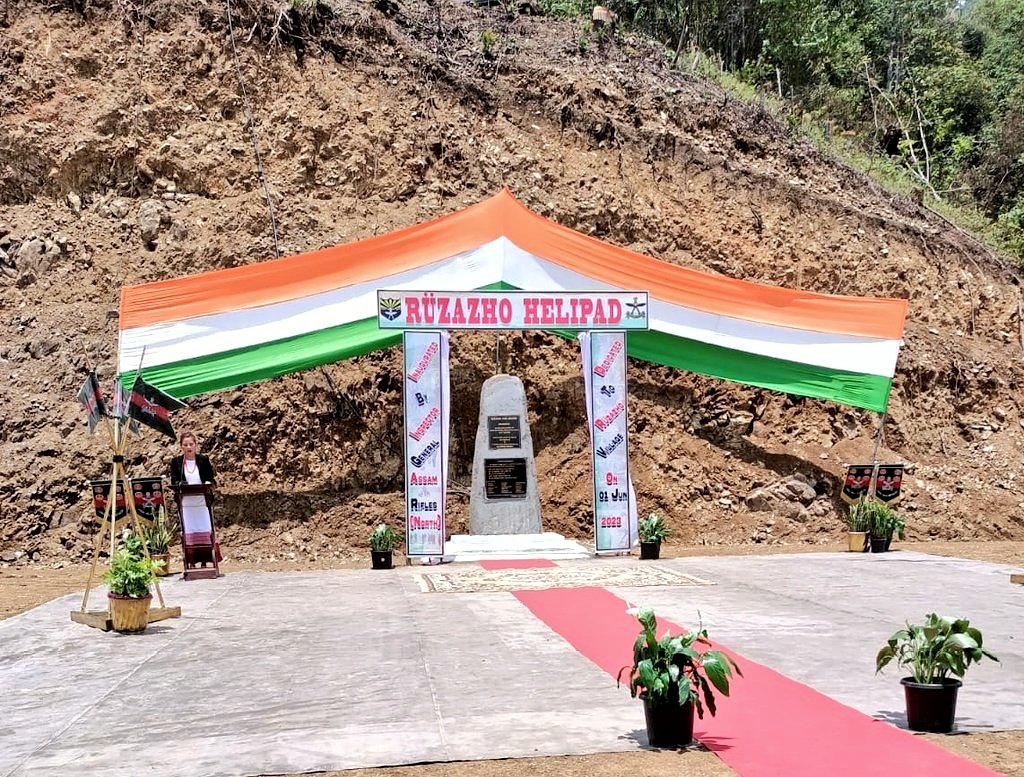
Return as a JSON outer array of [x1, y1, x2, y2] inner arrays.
[[71, 418, 181, 631]]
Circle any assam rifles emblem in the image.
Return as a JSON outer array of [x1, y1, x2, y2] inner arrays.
[[625, 295, 647, 320], [841, 465, 874, 505], [91, 480, 127, 523], [379, 297, 402, 321], [874, 465, 904, 504], [131, 477, 166, 522]]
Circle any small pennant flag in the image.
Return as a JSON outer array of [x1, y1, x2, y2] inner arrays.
[[127, 375, 187, 439], [111, 378, 126, 419], [110, 378, 141, 435], [76, 371, 106, 435]]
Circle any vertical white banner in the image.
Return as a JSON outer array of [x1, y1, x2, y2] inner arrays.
[[580, 332, 635, 552], [403, 331, 449, 557]]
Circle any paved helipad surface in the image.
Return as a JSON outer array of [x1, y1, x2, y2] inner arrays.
[[1, 551, 1022, 777]]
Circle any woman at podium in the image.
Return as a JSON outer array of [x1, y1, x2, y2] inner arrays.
[[170, 431, 216, 486], [170, 432, 221, 574]]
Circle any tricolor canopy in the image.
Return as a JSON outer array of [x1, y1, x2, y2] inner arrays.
[[119, 189, 908, 412]]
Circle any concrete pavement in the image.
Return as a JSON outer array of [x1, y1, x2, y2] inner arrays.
[[1, 550, 1021, 777]]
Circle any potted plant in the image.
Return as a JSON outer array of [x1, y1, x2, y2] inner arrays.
[[104, 547, 159, 633], [617, 607, 741, 747], [143, 506, 175, 576], [638, 513, 671, 560], [369, 523, 403, 569], [876, 612, 999, 732], [844, 499, 871, 552], [865, 499, 905, 553]]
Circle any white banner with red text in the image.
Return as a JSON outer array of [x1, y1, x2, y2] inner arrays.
[[403, 331, 450, 557], [580, 331, 637, 552], [379, 290, 649, 330]]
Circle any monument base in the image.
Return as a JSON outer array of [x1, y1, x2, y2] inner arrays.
[[440, 532, 592, 563]]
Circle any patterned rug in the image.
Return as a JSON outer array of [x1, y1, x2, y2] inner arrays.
[[415, 563, 712, 593]]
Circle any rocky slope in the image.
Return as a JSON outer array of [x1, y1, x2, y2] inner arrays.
[[1, 0, 1022, 565]]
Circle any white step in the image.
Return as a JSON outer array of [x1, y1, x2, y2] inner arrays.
[[436, 532, 593, 563]]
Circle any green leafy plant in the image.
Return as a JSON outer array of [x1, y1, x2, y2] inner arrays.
[[844, 500, 872, 532], [638, 513, 670, 543], [143, 506, 176, 555], [369, 523, 403, 552], [120, 527, 146, 560], [863, 499, 905, 540], [104, 549, 157, 598], [536, 0, 585, 19], [480, 28, 497, 59], [846, 498, 904, 538], [617, 607, 740, 718], [876, 613, 999, 684]]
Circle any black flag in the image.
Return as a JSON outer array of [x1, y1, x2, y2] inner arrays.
[[110, 378, 141, 436], [127, 375, 187, 439], [76, 371, 106, 434]]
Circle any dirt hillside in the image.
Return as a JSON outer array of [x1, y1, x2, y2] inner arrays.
[[1, 0, 1023, 566]]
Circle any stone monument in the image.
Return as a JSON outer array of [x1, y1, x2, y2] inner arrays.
[[469, 375, 542, 534]]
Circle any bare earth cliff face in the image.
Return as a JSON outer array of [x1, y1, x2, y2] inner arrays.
[[1, 0, 1023, 565]]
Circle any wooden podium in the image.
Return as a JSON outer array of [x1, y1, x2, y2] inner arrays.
[[172, 483, 220, 580]]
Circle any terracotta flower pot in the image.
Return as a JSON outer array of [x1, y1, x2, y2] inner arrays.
[[108, 593, 153, 633], [846, 531, 868, 552], [151, 553, 171, 576]]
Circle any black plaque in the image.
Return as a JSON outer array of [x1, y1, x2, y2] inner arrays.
[[484, 458, 528, 499], [487, 415, 522, 450]]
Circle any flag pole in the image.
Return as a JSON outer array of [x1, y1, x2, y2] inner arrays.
[[103, 346, 145, 588], [129, 345, 148, 394], [93, 367, 115, 447], [119, 344, 168, 608], [80, 475, 116, 613], [116, 454, 167, 609], [78, 350, 121, 610], [118, 344, 147, 498], [868, 411, 887, 500]]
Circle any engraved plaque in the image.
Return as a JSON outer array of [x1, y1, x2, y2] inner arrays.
[[487, 415, 522, 450], [484, 458, 528, 499]]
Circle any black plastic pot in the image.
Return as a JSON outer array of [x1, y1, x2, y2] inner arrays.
[[639, 541, 661, 560], [870, 537, 888, 553], [641, 693, 694, 747], [371, 550, 394, 570], [901, 677, 962, 733]]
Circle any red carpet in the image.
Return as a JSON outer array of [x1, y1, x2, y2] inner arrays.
[[510, 583, 1000, 777], [479, 559, 558, 570]]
